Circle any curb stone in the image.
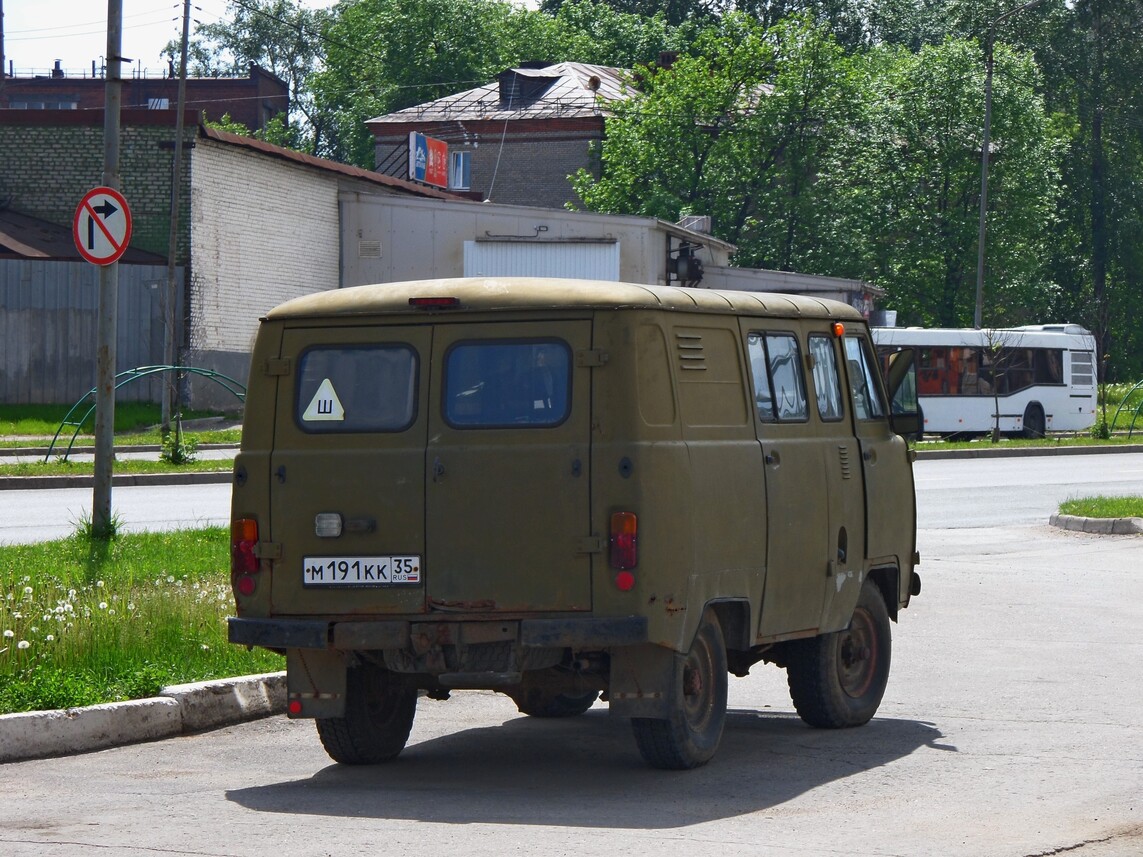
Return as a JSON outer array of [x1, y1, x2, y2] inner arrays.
[[1049, 513, 1143, 535], [0, 671, 285, 763]]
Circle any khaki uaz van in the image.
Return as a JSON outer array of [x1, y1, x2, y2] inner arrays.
[[228, 277, 921, 770]]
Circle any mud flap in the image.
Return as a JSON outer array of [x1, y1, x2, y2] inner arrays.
[[607, 643, 677, 719], [287, 648, 348, 719]]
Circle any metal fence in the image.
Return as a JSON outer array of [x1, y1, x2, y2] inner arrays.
[[0, 259, 180, 404]]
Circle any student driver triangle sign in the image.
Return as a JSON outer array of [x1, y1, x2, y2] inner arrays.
[[303, 378, 345, 421]]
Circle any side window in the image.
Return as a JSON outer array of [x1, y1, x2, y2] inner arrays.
[[747, 332, 808, 423], [444, 340, 570, 428], [808, 334, 844, 421], [844, 335, 887, 420], [295, 345, 417, 433]]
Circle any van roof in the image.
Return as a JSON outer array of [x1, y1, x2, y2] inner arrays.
[[265, 277, 865, 321]]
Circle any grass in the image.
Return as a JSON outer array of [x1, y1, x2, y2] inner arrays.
[[0, 456, 233, 477], [0, 527, 281, 714], [1058, 495, 1143, 519], [0, 402, 233, 438]]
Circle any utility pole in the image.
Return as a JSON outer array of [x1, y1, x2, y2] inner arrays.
[[974, 0, 1046, 329], [161, 0, 191, 437], [93, 0, 124, 537]]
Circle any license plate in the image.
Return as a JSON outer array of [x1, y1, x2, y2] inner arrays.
[[302, 556, 421, 586]]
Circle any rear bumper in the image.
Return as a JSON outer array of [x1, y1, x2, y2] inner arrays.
[[228, 615, 648, 651]]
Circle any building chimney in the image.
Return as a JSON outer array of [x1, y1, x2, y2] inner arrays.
[[52, 59, 65, 79]]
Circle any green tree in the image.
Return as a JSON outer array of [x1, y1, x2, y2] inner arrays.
[[572, 14, 863, 274], [164, 0, 329, 153], [854, 38, 1063, 327], [1039, 0, 1143, 380]]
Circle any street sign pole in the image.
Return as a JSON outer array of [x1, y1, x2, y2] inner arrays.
[[94, 0, 124, 538]]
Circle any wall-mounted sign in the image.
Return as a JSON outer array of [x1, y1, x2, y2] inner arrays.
[[409, 132, 448, 189]]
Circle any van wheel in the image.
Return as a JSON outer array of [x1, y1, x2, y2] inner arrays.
[[786, 579, 891, 729], [631, 610, 727, 769], [1022, 403, 1046, 439], [315, 664, 417, 764], [511, 689, 599, 718]]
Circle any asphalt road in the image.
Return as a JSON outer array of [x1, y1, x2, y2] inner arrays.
[[0, 453, 1141, 856]]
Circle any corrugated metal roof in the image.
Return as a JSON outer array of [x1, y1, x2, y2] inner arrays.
[[366, 62, 629, 125], [265, 277, 859, 321]]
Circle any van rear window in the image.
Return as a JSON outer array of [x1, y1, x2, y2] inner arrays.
[[444, 340, 570, 427], [295, 345, 417, 432]]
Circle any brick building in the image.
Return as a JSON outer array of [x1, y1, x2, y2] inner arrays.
[[0, 108, 457, 406], [0, 63, 288, 132], [367, 62, 627, 209]]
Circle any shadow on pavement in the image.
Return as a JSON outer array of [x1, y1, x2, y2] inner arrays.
[[226, 707, 954, 829]]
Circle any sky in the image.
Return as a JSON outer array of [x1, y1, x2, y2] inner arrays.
[[2, 1, 335, 79]]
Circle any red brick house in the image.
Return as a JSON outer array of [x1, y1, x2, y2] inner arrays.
[[0, 63, 288, 132]]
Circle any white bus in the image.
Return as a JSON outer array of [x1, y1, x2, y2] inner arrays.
[[872, 324, 1097, 438]]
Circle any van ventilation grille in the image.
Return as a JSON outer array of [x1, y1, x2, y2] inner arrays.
[[676, 332, 706, 371], [838, 445, 852, 479]]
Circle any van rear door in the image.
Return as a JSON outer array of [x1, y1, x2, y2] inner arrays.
[[425, 320, 593, 613], [268, 325, 432, 616]]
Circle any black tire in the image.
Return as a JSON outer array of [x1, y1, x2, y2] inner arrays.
[[510, 688, 599, 718], [315, 664, 417, 764], [631, 609, 728, 770], [1022, 403, 1046, 439], [786, 579, 891, 729]]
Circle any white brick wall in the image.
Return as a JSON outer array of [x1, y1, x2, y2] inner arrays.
[[189, 140, 340, 352]]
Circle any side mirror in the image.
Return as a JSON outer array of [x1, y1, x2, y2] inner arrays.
[[880, 347, 922, 440]]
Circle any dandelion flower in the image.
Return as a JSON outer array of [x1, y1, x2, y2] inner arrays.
[[2, 630, 13, 638], [166, 575, 175, 583], [45, 634, 54, 642], [23, 586, 33, 596], [68, 589, 77, 598], [17, 641, 29, 650], [98, 602, 108, 610], [108, 608, 116, 616], [96, 580, 104, 588]]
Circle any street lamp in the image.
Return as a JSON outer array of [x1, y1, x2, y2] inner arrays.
[[974, 0, 1046, 329]]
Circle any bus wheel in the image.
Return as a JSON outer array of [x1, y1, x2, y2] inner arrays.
[[786, 579, 891, 729], [1023, 403, 1046, 439], [316, 663, 417, 764], [631, 610, 727, 769]]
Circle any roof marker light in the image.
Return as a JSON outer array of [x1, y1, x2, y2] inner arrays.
[[409, 296, 461, 308]]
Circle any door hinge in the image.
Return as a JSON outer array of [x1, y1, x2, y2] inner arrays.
[[255, 542, 282, 560], [578, 536, 607, 554], [264, 357, 291, 376], [576, 349, 610, 368]]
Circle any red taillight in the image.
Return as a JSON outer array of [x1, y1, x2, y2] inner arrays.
[[231, 518, 259, 575], [609, 511, 638, 572]]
